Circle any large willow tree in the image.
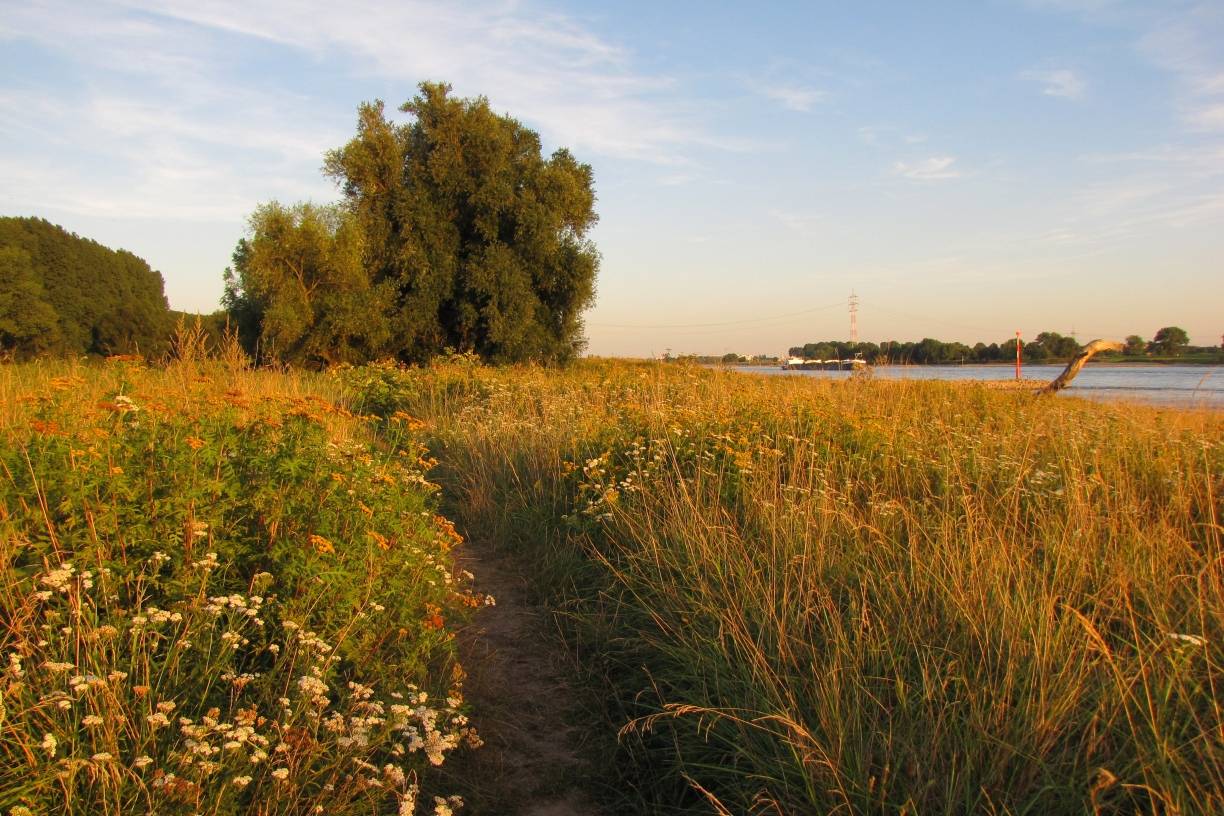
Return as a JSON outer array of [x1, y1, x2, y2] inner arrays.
[[228, 82, 599, 365]]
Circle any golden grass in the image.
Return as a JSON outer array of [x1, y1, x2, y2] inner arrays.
[[360, 358, 1223, 815], [9, 350, 1214, 814]]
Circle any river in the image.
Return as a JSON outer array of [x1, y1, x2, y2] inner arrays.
[[736, 364, 1223, 409]]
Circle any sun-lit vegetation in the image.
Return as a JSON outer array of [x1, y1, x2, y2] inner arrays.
[[0, 345, 484, 815], [4, 348, 1219, 815], [345, 357, 1223, 815]]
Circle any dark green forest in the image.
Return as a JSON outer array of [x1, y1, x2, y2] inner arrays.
[[0, 217, 173, 359]]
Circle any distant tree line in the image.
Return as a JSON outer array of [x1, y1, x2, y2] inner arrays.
[[789, 327, 1213, 365], [223, 82, 599, 367], [0, 217, 173, 359], [662, 353, 779, 365]]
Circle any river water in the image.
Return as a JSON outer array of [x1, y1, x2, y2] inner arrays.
[[736, 364, 1223, 409]]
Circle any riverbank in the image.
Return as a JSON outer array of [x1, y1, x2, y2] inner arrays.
[[713, 354, 1224, 368], [737, 363, 1223, 408], [349, 358, 1223, 814]]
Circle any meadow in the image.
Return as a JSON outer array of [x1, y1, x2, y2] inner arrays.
[[0, 343, 482, 815], [347, 357, 1223, 815], [2, 351, 1221, 815]]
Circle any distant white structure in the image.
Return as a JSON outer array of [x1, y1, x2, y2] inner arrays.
[[782, 357, 867, 371]]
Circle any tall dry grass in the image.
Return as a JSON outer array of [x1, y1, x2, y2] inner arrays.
[[349, 358, 1223, 815]]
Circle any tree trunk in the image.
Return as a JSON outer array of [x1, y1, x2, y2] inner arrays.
[[1038, 339, 1125, 395]]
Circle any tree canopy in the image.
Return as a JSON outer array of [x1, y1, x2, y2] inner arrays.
[[226, 82, 599, 365], [1032, 331, 1080, 360], [223, 202, 391, 366], [0, 217, 172, 358], [0, 246, 60, 357], [1151, 326, 1189, 355], [789, 327, 1218, 365]]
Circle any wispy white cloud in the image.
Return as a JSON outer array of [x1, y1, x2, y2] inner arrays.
[[1186, 102, 1224, 130], [1194, 73, 1224, 95], [0, 0, 739, 231], [0, 79, 340, 222], [769, 209, 824, 234], [1035, 0, 1224, 131], [1023, 0, 1124, 17], [1027, 0, 1224, 251], [657, 171, 703, 187], [118, 0, 730, 163], [859, 125, 929, 148], [759, 84, 826, 112], [1020, 68, 1087, 99], [893, 156, 961, 181], [1136, 4, 1224, 132], [1080, 144, 1224, 170], [1028, 148, 1224, 253]]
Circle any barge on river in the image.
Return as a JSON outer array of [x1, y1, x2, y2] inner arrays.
[[782, 357, 868, 371]]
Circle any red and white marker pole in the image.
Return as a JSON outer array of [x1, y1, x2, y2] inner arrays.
[[1015, 330, 1022, 380]]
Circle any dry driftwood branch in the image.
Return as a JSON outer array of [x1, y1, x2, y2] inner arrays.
[[1039, 339, 1125, 395]]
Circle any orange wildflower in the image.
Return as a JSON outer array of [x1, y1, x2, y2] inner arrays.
[[390, 411, 427, 431], [433, 515, 463, 548]]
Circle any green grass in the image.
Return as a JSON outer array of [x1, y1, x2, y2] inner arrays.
[[1097, 352, 1224, 365]]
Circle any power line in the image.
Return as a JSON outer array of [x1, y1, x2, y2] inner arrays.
[[591, 295, 1134, 341], [587, 299, 845, 330], [867, 302, 999, 336], [870, 302, 1134, 340], [597, 317, 839, 338]]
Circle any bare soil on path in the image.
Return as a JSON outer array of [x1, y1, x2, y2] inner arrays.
[[449, 536, 608, 816]]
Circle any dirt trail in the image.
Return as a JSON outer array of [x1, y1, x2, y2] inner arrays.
[[451, 536, 606, 816]]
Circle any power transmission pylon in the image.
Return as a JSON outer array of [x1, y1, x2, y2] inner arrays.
[[848, 292, 859, 344]]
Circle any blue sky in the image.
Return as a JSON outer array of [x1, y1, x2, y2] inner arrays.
[[2, 0, 1221, 355]]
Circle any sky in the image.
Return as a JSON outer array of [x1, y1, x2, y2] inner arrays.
[[1, 0, 1221, 356]]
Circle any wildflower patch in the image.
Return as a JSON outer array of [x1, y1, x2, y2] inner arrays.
[[0, 361, 479, 815]]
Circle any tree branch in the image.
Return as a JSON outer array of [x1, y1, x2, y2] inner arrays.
[[1038, 339, 1125, 395]]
